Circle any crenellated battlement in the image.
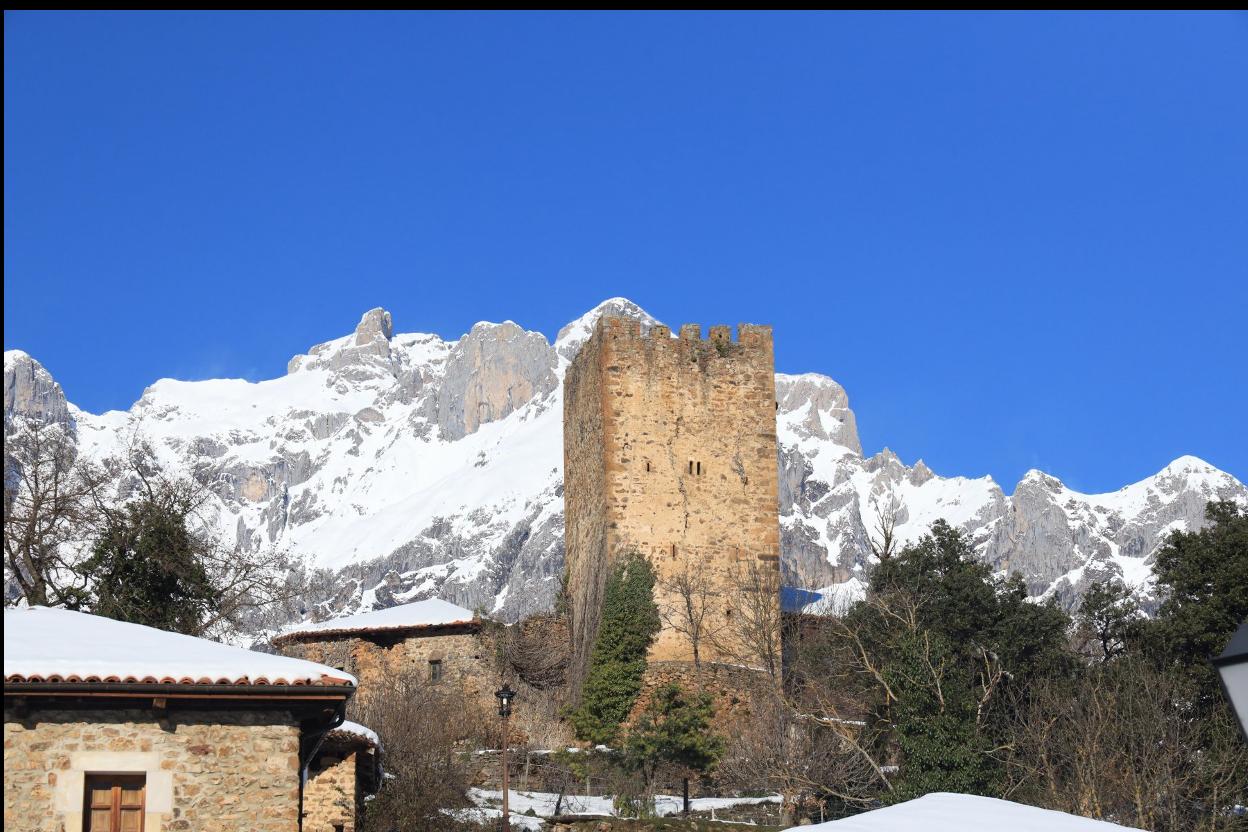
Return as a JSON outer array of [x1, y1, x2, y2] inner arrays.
[[595, 315, 773, 354]]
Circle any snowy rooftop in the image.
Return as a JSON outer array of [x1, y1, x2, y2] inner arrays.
[[273, 598, 478, 644], [327, 719, 381, 749], [785, 793, 1144, 831], [3, 607, 356, 688]]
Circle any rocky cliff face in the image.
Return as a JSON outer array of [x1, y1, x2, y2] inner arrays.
[[4, 299, 1244, 628], [4, 350, 70, 426]]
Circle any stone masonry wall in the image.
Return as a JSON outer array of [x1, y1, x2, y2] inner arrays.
[[563, 324, 611, 691], [303, 746, 359, 832], [564, 316, 782, 680], [280, 627, 494, 714], [631, 662, 770, 733], [3, 707, 301, 832]]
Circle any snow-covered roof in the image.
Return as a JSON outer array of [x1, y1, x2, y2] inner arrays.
[[273, 598, 478, 645], [3, 607, 356, 688], [785, 793, 1144, 831], [326, 719, 381, 749]]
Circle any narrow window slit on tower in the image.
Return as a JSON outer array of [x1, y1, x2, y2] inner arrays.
[[696, 461, 702, 476], [688, 460, 694, 474]]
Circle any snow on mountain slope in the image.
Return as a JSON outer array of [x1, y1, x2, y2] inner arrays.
[[4, 298, 1244, 627]]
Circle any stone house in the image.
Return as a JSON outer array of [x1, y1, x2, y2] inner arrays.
[[3, 606, 365, 832], [272, 598, 494, 710]]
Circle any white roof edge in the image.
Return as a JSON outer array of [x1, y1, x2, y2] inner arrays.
[[275, 598, 479, 643], [4, 607, 356, 688]]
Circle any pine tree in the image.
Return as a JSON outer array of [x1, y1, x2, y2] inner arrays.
[[1139, 501, 1248, 714], [570, 550, 661, 744], [83, 491, 218, 635], [622, 683, 724, 814], [1075, 580, 1140, 662]]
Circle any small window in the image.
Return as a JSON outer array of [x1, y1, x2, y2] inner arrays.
[[644, 461, 651, 472], [429, 659, 443, 683], [84, 774, 145, 832], [696, 461, 702, 476], [688, 460, 694, 475]]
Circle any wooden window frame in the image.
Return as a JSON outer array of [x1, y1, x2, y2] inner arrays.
[[429, 658, 444, 683], [84, 773, 146, 832]]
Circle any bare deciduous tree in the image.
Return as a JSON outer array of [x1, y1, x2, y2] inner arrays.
[[355, 670, 484, 831], [656, 554, 723, 669], [3, 416, 100, 607], [716, 555, 783, 680], [719, 689, 881, 824], [1000, 659, 1248, 832], [868, 496, 901, 562]]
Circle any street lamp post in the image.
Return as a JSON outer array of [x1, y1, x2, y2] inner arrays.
[[1213, 620, 1248, 742], [495, 684, 516, 832]]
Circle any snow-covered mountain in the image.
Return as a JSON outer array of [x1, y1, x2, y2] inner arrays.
[[4, 299, 1244, 624]]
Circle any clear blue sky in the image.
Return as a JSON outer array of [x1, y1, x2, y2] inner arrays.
[[5, 12, 1246, 492]]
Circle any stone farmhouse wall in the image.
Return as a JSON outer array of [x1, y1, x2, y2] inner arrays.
[[303, 745, 363, 832], [279, 626, 494, 713], [3, 707, 301, 832]]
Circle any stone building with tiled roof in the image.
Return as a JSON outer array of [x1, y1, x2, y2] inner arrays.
[[273, 598, 495, 711], [2, 606, 371, 832]]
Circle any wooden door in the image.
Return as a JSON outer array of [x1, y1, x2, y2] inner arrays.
[[84, 775, 145, 832]]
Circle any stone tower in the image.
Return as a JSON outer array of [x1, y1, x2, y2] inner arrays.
[[563, 315, 781, 685]]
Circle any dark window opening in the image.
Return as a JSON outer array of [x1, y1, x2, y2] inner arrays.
[[688, 460, 694, 474], [696, 461, 702, 476], [645, 461, 650, 472], [429, 659, 443, 683]]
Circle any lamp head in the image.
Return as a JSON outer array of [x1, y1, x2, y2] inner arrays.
[[495, 684, 516, 717]]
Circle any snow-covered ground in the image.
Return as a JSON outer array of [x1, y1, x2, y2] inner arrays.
[[783, 793, 1144, 831], [469, 787, 781, 819]]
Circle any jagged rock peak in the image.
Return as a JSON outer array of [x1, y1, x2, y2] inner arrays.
[[775, 372, 862, 455], [3, 349, 70, 426], [909, 459, 935, 486], [555, 297, 660, 360], [1017, 468, 1064, 492], [1157, 454, 1221, 477], [288, 308, 400, 376], [865, 446, 903, 472], [355, 307, 393, 344], [436, 320, 558, 440]]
